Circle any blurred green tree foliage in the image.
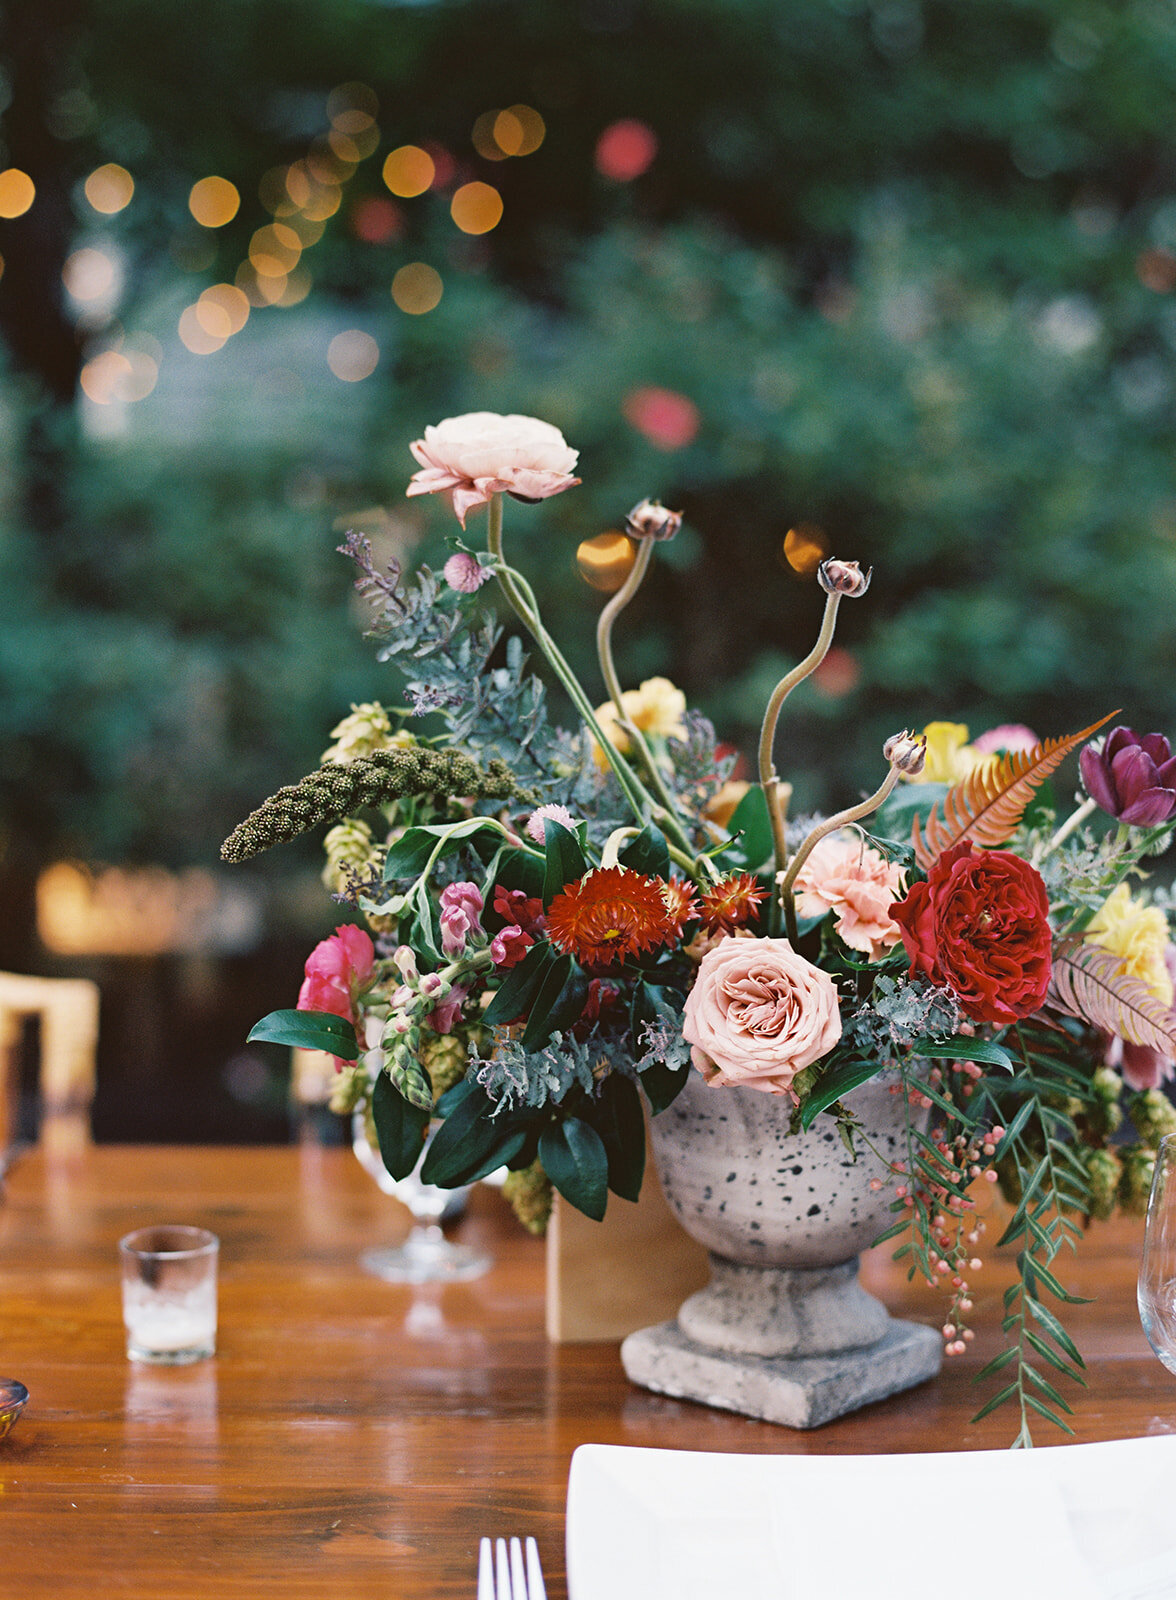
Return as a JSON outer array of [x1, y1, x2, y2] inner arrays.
[[2, 0, 1176, 870]]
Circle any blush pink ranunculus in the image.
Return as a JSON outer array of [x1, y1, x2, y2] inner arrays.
[[297, 924, 376, 1024], [682, 936, 842, 1096], [791, 832, 906, 961], [405, 412, 580, 527]]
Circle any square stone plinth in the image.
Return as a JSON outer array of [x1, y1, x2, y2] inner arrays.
[[620, 1317, 943, 1429]]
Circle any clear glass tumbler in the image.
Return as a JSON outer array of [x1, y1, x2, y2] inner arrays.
[[1138, 1135, 1176, 1375], [119, 1225, 219, 1364]]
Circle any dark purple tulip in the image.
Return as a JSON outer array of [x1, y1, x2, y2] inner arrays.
[[1079, 726, 1176, 825]]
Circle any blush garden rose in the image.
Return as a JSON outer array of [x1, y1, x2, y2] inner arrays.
[[889, 841, 1052, 1026], [681, 935, 843, 1095], [406, 411, 580, 527]]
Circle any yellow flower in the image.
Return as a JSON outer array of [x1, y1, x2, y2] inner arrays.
[[912, 721, 988, 785], [591, 676, 687, 769], [322, 702, 404, 764], [1086, 883, 1174, 1007]]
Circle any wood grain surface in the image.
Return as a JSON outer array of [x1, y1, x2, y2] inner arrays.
[[1, 1145, 1170, 1599]]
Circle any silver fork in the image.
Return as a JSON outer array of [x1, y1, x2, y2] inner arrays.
[[477, 1536, 547, 1600]]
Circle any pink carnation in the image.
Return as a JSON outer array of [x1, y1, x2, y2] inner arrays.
[[682, 936, 842, 1096], [297, 924, 375, 1029], [791, 833, 906, 961], [406, 412, 580, 528]]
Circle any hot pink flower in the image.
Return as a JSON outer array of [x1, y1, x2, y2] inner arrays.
[[792, 833, 906, 961], [297, 924, 375, 1025], [972, 724, 1039, 755], [439, 880, 484, 957], [682, 936, 842, 1096], [406, 412, 580, 527], [427, 984, 468, 1036], [489, 886, 546, 971]]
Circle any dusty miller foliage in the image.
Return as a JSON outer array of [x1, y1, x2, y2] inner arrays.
[[633, 1015, 692, 1075], [472, 1020, 688, 1114], [841, 976, 963, 1066]]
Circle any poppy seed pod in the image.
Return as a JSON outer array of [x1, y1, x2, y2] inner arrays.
[[624, 497, 682, 542], [818, 558, 872, 597]]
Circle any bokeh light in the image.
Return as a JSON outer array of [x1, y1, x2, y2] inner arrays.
[[327, 81, 378, 124], [351, 196, 402, 244], [812, 647, 860, 697], [382, 145, 435, 198], [329, 125, 379, 162], [595, 120, 658, 182], [273, 266, 313, 307], [84, 163, 134, 215], [249, 222, 301, 277], [0, 168, 35, 218], [79, 347, 158, 404], [198, 283, 250, 336], [178, 304, 227, 355], [306, 141, 353, 186], [494, 105, 546, 156], [391, 262, 443, 314], [471, 111, 509, 162], [451, 181, 503, 235], [258, 166, 298, 217], [188, 176, 240, 228], [327, 329, 379, 381], [622, 385, 700, 450], [576, 533, 638, 593], [62, 248, 116, 303], [783, 525, 828, 575], [1137, 249, 1176, 294]]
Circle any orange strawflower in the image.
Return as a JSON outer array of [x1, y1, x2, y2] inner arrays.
[[661, 877, 700, 936], [697, 872, 767, 935], [547, 867, 677, 968]]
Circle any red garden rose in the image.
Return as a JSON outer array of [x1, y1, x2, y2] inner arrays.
[[889, 841, 1052, 1025]]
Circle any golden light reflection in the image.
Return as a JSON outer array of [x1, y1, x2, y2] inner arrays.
[[194, 298, 233, 339], [382, 145, 435, 198], [249, 221, 301, 276], [286, 213, 326, 246], [78, 348, 157, 405], [494, 105, 545, 156], [327, 81, 378, 123], [328, 124, 379, 162], [0, 168, 35, 218], [300, 183, 342, 222], [62, 248, 115, 302], [37, 861, 218, 958], [273, 266, 312, 307], [451, 181, 502, 235], [328, 329, 379, 382], [391, 261, 443, 314], [471, 111, 509, 162], [783, 525, 827, 575], [199, 282, 250, 334], [254, 271, 289, 305], [576, 532, 637, 593], [258, 166, 298, 217], [84, 163, 134, 214], [306, 140, 353, 185], [188, 175, 240, 227], [178, 304, 227, 354]]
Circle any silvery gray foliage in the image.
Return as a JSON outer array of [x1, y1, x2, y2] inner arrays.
[[1035, 829, 1137, 919], [842, 975, 962, 1063], [634, 1015, 692, 1075], [471, 1030, 630, 1113]]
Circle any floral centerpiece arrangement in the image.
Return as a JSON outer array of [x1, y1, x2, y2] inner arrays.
[[225, 410, 1176, 1446]]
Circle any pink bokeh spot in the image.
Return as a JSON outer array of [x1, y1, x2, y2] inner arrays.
[[622, 386, 700, 451], [595, 119, 658, 182]]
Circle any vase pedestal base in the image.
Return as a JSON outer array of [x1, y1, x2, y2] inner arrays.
[[620, 1316, 943, 1429]]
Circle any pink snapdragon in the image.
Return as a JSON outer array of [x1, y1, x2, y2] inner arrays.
[[297, 924, 375, 1025], [490, 885, 546, 969], [439, 880, 484, 956]]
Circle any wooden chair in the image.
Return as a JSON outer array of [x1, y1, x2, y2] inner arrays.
[[0, 972, 100, 1157]]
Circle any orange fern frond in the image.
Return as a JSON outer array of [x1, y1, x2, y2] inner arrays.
[[911, 714, 1114, 870], [1048, 940, 1176, 1054]]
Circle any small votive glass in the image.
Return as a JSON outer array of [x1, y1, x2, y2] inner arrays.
[[119, 1225, 219, 1365]]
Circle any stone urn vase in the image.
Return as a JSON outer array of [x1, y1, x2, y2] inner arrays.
[[620, 1068, 942, 1427]]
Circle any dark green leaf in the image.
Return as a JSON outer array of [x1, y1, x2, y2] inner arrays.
[[584, 1073, 646, 1202], [872, 782, 948, 843], [370, 1069, 431, 1180], [1022, 1254, 1092, 1305], [383, 817, 503, 882], [1025, 1296, 1086, 1368], [994, 1099, 1037, 1159], [247, 1008, 359, 1061], [975, 1345, 1018, 1378], [618, 824, 671, 880], [1024, 1331, 1085, 1386], [493, 845, 545, 900], [521, 952, 576, 1050], [420, 1087, 528, 1186], [800, 1058, 883, 1129], [539, 1117, 609, 1220], [640, 1061, 690, 1115], [542, 819, 588, 906], [970, 1381, 1019, 1422], [483, 941, 556, 1026], [719, 785, 774, 873], [910, 1035, 1013, 1071], [1024, 1394, 1074, 1434]]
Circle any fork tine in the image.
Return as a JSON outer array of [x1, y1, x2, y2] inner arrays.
[[478, 1538, 495, 1600], [495, 1537, 513, 1600], [509, 1537, 527, 1598], [525, 1538, 547, 1600]]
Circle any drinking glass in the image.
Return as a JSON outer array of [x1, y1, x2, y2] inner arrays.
[[1138, 1134, 1176, 1374], [120, 1225, 219, 1363], [352, 1111, 491, 1284]]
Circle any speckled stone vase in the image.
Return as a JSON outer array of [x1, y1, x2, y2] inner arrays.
[[620, 1069, 942, 1427]]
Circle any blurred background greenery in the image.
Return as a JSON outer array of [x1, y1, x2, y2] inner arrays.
[[2, 0, 1175, 1137]]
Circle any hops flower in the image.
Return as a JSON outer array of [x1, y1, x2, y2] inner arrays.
[[406, 412, 580, 527], [322, 702, 397, 765], [546, 867, 677, 967]]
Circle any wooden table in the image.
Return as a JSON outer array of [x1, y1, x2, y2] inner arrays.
[[1, 1145, 1172, 1598]]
